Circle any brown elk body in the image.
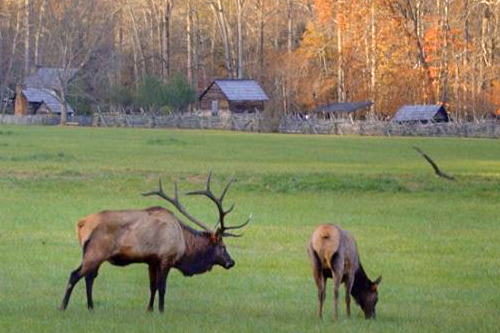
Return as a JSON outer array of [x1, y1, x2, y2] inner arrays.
[[307, 224, 381, 320], [60, 174, 250, 312]]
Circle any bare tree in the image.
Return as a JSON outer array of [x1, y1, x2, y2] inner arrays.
[[0, 0, 21, 114], [44, 0, 119, 124]]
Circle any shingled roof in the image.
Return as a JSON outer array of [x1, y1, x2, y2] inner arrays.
[[22, 87, 75, 115], [25, 67, 78, 90], [392, 105, 449, 123], [200, 79, 269, 102], [313, 102, 372, 113]]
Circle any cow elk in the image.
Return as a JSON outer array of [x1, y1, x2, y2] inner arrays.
[[307, 224, 381, 320], [60, 172, 251, 312]]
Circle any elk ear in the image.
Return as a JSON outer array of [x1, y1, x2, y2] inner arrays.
[[374, 275, 382, 285]]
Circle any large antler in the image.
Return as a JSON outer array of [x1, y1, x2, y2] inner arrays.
[[142, 179, 211, 231], [186, 172, 251, 237]]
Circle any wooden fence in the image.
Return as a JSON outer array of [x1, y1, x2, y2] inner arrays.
[[278, 118, 500, 138], [93, 112, 270, 131], [0, 114, 93, 126], [1, 113, 499, 138]]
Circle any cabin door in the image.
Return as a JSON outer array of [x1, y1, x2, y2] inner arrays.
[[211, 100, 219, 116]]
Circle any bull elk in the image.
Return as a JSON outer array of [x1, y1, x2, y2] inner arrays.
[[59, 172, 251, 312], [307, 224, 381, 320]]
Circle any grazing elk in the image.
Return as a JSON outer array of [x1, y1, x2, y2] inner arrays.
[[307, 224, 381, 320], [60, 173, 250, 312]]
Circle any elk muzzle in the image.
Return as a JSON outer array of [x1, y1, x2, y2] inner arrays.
[[223, 258, 235, 269]]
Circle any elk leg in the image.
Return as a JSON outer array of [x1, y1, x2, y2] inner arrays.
[[60, 265, 83, 310], [147, 264, 159, 311], [313, 270, 326, 319], [332, 271, 341, 321], [331, 254, 344, 321], [345, 290, 351, 317], [318, 276, 327, 319], [309, 246, 326, 319], [345, 275, 354, 317], [157, 266, 171, 313], [85, 267, 99, 310]]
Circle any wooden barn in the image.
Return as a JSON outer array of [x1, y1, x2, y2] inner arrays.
[[198, 79, 269, 116], [15, 67, 77, 116], [15, 86, 75, 116], [392, 104, 450, 123]]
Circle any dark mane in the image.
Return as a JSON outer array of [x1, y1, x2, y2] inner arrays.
[[351, 262, 372, 303], [174, 223, 216, 276]]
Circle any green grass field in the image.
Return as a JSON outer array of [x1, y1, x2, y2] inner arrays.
[[0, 125, 499, 333]]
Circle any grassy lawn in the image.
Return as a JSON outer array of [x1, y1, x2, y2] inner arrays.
[[0, 125, 499, 333]]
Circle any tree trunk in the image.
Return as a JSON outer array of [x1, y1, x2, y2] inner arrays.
[[287, 0, 293, 53], [34, 0, 46, 68], [60, 87, 67, 125], [237, 0, 244, 79], [23, 0, 30, 78], [1, 0, 21, 114], [131, 28, 139, 90], [258, 0, 265, 82], [336, 1, 345, 102], [211, 0, 233, 77], [187, 0, 192, 85], [129, 8, 146, 80], [193, 5, 201, 89], [117, 5, 124, 84], [440, 0, 449, 103], [370, 0, 376, 113], [161, 0, 173, 84], [146, 9, 156, 74]]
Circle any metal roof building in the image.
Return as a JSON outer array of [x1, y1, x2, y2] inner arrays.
[[199, 79, 269, 114], [392, 105, 449, 123], [15, 67, 78, 116], [199, 79, 269, 102], [22, 88, 75, 115]]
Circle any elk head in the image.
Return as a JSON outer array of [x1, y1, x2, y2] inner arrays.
[[143, 172, 251, 271], [360, 276, 382, 319]]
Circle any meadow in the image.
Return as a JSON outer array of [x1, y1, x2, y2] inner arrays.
[[0, 125, 499, 333]]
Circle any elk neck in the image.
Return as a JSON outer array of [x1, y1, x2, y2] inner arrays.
[[174, 223, 217, 277], [350, 262, 372, 303]]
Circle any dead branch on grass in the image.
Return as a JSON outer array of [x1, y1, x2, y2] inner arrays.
[[413, 146, 456, 181]]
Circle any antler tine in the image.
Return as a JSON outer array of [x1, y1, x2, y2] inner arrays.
[[223, 214, 252, 231], [186, 173, 230, 226], [185, 173, 251, 235], [142, 178, 211, 231], [219, 176, 234, 202]]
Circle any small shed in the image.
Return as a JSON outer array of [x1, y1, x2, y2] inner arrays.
[[392, 104, 449, 123], [313, 102, 372, 120], [198, 79, 269, 116], [15, 87, 75, 116], [15, 67, 77, 117]]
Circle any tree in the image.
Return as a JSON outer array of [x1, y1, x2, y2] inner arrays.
[[43, 0, 118, 125]]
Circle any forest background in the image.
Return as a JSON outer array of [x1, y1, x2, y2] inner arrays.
[[0, 0, 499, 119]]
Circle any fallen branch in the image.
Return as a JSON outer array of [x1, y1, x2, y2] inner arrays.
[[413, 146, 456, 181]]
